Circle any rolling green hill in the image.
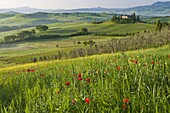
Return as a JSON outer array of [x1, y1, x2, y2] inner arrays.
[[142, 16, 170, 24], [0, 21, 155, 39], [0, 13, 113, 27], [0, 12, 169, 68]]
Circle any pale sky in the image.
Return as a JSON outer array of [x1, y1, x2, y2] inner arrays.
[[0, 0, 169, 9]]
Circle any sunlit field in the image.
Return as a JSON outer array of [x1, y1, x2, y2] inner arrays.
[[0, 4, 170, 112], [0, 45, 170, 112]]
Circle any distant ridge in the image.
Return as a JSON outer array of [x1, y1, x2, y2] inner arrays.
[[0, 1, 169, 16], [4, 11, 21, 14]]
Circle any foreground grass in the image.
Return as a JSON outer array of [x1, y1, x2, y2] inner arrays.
[[0, 45, 170, 112]]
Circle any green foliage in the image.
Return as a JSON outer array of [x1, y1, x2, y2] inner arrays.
[[80, 28, 88, 35], [36, 25, 49, 32], [82, 40, 95, 46], [3, 29, 36, 42], [156, 20, 161, 31], [142, 16, 170, 24], [77, 41, 81, 44], [156, 20, 170, 31], [2, 29, 170, 65]]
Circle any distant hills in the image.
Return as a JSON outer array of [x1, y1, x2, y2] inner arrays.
[[0, 1, 170, 16]]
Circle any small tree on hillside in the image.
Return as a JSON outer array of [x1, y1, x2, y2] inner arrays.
[[36, 25, 48, 32], [80, 28, 88, 35], [156, 20, 162, 32], [132, 13, 136, 22], [156, 20, 161, 30], [137, 15, 140, 22], [31, 29, 36, 35]]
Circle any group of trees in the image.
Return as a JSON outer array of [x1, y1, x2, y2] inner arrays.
[[1, 26, 89, 43], [29, 28, 169, 63], [3, 30, 36, 42], [68, 27, 89, 37], [94, 32, 136, 37], [75, 40, 96, 46], [35, 25, 48, 32], [156, 20, 170, 31], [2, 25, 49, 43], [112, 13, 140, 23], [79, 28, 88, 35]]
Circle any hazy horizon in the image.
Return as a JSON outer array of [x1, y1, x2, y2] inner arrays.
[[0, 0, 169, 9]]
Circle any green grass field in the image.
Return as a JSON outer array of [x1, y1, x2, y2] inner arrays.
[[0, 45, 170, 112], [0, 13, 112, 26], [142, 16, 170, 23], [0, 13, 156, 68], [0, 22, 155, 39]]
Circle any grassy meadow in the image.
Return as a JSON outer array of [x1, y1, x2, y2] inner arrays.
[[0, 12, 170, 112], [0, 45, 170, 112], [0, 13, 156, 68]]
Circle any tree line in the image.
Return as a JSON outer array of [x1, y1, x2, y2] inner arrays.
[[156, 20, 170, 31], [1, 25, 49, 43], [3, 30, 36, 42], [4, 26, 170, 64], [1, 26, 89, 43]]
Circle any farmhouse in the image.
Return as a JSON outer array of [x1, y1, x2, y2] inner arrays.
[[112, 13, 140, 23], [121, 15, 132, 19]]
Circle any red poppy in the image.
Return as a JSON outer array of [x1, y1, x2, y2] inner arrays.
[[123, 98, 129, 103], [72, 99, 76, 105], [85, 98, 90, 104], [78, 73, 82, 77], [27, 69, 31, 72], [151, 61, 154, 64], [66, 81, 70, 86], [117, 66, 121, 70], [86, 78, 90, 83], [78, 77, 83, 81], [40, 74, 45, 77], [122, 104, 128, 109], [30, 69, 35, 72]]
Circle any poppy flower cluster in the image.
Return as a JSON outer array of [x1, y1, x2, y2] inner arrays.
[[71, 98, 90, 105], [123, 98, 129, 103], [77, 73, 83, 81], [27, 69, 35, 72], [122, 98, 130, 110]]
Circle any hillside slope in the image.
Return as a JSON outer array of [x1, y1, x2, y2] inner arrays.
[[0, 45, 170, 112]]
